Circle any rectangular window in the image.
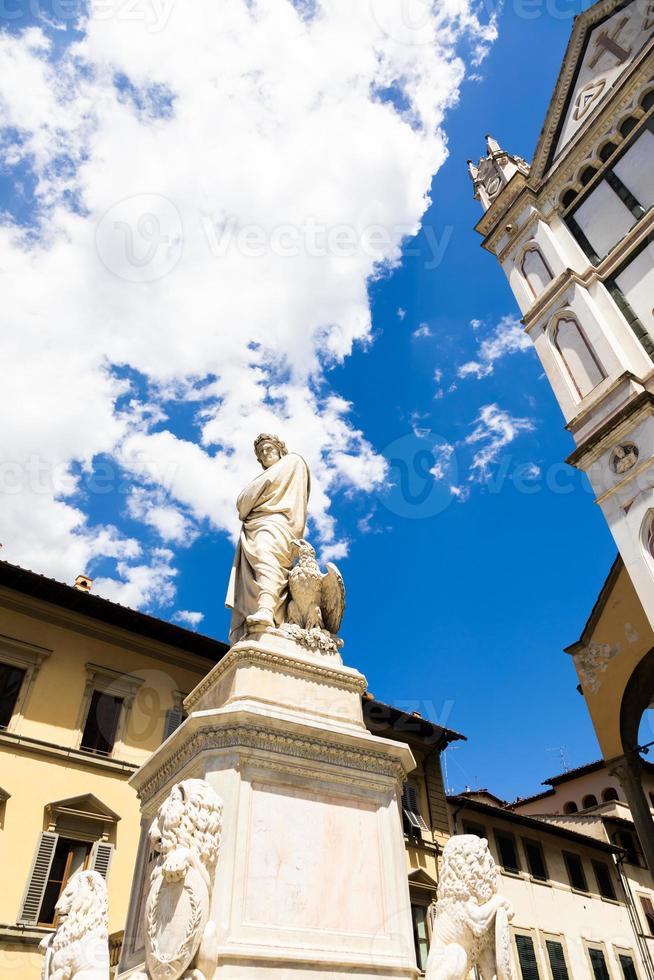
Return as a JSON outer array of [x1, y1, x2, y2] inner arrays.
[[524, 839, 548, 881], [80, 690, 123, 754], [592, 860, 617, 900], [516, 934, 540, 980], [39, 837, 91, 926], [618, 953, 638, 980], [613, 130, 654, 211], [495, 831, 520, 873], [402, 783, 429, 835], [589, 947, 611, 980], [545, 940, 569, 980], [463, 820, 486, 838], [572, 181, 637, 258], [563, 851, 588, 892], [615, 247, 654, 341], [0, 663, 26, 729], [411, 904, 429, 972], [640, 896, 654, 935]]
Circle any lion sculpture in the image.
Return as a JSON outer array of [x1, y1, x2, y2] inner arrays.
[[425, 835, 515, 980], [136, 778, 223, 980], [40, 869, 109, 980]]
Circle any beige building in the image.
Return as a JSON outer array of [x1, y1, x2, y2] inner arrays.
[[0, 559, 228, 977], [450, 788, 654, 980], [361, 693, 464, 971], [0, 558, 462, 977]]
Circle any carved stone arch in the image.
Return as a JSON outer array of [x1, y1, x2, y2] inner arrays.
[[619, 645, 654, 758], [520, 243, 554, 299], [548, 311, 605, 399], [640, 510, 654, 569]]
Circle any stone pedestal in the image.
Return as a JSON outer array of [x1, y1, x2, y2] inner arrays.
[[118, 632, 418, 980]]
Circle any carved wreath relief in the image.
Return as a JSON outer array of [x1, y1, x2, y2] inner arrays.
[[137, 779, 223, 980], [425, 835, 515, 980]]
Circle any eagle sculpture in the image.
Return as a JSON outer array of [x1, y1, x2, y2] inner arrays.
[[287, 538, 345, 636]]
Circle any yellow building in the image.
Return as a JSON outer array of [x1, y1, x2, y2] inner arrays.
[[0, 558, 462, 977], [566, 556, 654, 877], [0, 559, 228, 977]]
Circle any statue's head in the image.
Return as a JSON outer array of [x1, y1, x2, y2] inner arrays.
[[437, 834, 497, 905], [50, 869, 109, 948], [254, 433, 288, 470]]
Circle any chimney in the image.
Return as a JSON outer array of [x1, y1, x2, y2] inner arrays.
[[73, 574, 93, 593]]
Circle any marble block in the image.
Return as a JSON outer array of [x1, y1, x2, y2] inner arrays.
[[118, 633, 419, 980]]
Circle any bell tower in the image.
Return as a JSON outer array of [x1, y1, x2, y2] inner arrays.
[[468, 6, 654, 631], [468, 135, 530, 212]]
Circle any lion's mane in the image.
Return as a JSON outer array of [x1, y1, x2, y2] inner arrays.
[[50, 870, 108, 952], [436, 834, 497, 910], [151, 778, 223, 874]]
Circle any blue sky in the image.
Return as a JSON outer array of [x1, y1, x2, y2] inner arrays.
[[0, 0, 613, 802]]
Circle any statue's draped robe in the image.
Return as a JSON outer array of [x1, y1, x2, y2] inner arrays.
[[226, 453, 309, 644]]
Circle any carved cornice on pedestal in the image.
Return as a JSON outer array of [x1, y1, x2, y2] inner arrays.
[[184, 636, 367, 712], [134, 723, 410, 805]]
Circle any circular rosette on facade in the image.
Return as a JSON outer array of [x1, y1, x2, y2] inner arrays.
[[144, 864, 210, 980], [495, 906, 515, 980]]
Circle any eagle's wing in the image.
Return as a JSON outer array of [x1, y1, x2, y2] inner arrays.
[[321, 562, 346, 634]]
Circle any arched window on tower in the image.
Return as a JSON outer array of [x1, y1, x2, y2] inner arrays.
[[550, 314, 606, 399], [563, 801, 578, 814], [582, 794, 598, 809], [601, 787, 619, 802], [520, 245, 554, 299]]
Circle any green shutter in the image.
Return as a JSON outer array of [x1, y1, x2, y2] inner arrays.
[[516, 935, 540, 980], [619, 954, 638, 980], [163, 706, 185, 741], [17, 831, 58, 925], [589, 948, 611, 980], [90, 841, 114, 880], [546, 941, 569, 980]]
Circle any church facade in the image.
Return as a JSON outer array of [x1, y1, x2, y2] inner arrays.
[[469, 0, 654, 874]]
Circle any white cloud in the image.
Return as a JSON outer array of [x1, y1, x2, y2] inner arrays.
[[0, 1, 497, 608], [320, 540, 349, 563], [434, 368, 443, 383], [93, 548, 178, 608], [449, 484, 470, 501], [516, 462, 541, 480], [397, 307, 406, 320], [458, 315, 531, 380], [413, 322, 432, 338], [173, 609, 205, 630], [430, 443, 455, 481], [465, 404, 535, 480], [127, 487, 198, 545]]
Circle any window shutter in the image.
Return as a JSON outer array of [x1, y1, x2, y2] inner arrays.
[[18, 831, 58, 925], [515, 934, 540, 980], [589, 948, 610, 980], [546, 941, 569, 980], [90, 841, 114, 880], [163, 705, 185, 741]]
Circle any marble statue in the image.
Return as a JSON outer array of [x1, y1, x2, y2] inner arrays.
[[138, 779, 223, 980], [39, 869, 110, 980], [425, 835, 514, 980], [226, 434, 310, 644], [287, 539, 345, 634]]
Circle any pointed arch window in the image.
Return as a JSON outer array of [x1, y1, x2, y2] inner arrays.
[[550, 314, 605, 399], [521, 245, 554, 299]]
